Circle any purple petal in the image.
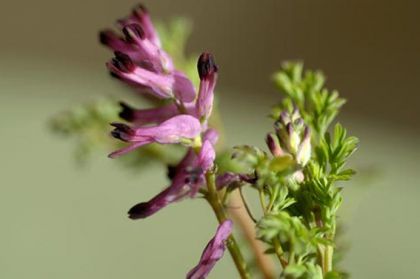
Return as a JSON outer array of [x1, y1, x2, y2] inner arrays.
[[100, 30, 159, 68], [173, 71, 196, 103], [186, 220, 233, 279], [120, 4, 162, 48], [202, 129, 219, 145], [128, 179, 188, 219], [198, 140, 215, 172], [186, 140, 216, 197], [122, 23, 173, 72], [109, 115, 201, 157], [107, 61, 174, 99], [108, 141, 152, 158], [136, 115, 201, 143], [99, 30, 133, 53]]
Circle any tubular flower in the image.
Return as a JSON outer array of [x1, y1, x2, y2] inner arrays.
[[186, 220, 233, 279], [196, 53, 218, 122], [107, 52, 196, 102], [100, 6, 196, 102], [118, 101, 196, 126], [128, 139, 216, 219], [109, 115, 202, 158]]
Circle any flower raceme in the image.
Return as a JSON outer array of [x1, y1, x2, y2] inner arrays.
[[187, 220, 233, 279], [101, 5, 231, 278]]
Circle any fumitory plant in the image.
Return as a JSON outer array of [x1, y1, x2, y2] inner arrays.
[[51, 4, 358, 279]]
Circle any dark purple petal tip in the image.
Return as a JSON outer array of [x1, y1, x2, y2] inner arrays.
[[118, 102, 136, 122], [122, 23, 145, 42], [197, 52, 218, 80], [110, 122, 133, 141], [166, 165, 177, 180], [99, 30, 112, 45], [128, 202, 149, 219], [133, 3, 148, 16], [112, 51, 135, 73]]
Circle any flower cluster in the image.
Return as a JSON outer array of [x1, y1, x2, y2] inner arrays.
[[268, 109, 311, 167], [100, 5, 230, 278]]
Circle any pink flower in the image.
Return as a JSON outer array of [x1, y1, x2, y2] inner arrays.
[[186, 220, 233, 279], [128, 140, 216, 219], [109, 115, 202, 158], [107, 52, 196, 102]]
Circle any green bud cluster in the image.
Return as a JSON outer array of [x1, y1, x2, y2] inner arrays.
[[272, 109, 311, 167]]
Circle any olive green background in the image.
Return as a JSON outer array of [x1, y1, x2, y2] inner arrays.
[[1, 0, 419, 278]]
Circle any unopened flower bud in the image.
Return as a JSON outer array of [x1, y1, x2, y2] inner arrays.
[[286, 123, 300, 154], [266, 133, 283, 157], [197, 52, 218, 80], [296, 127, 311, 166]]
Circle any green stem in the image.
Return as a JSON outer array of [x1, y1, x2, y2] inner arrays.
[[238, 187, 257, 223], [258, 189, 288, 268], [322, 245, 333, 274], [318, 218, 335, 275], [273, 238, 288, 268], [205, 172, 251, 279]]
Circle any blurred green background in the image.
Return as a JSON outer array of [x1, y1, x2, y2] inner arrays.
[[1, 0, 419, 278]]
